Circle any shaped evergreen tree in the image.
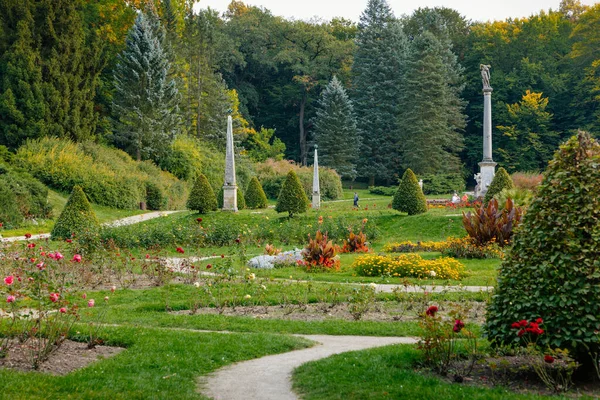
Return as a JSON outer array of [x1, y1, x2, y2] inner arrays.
[[392, 169, 428, 215], [486, 132, 600, 357], [397, 31, 465, 175], [51, 185, 100, 240], [275, 170, 309, 217], [352, 0, 408, 185], [245, 177, 268, 209], [187, 174, 217, 214], [111, 9, 181, 163], [484, 167, 514, 203], [313, 76, 360, 180]]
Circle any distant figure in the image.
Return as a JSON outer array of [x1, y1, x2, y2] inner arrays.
[[353, 192, 359, 207], [461, 194, 469, 203], [452, 192, 460, 204]]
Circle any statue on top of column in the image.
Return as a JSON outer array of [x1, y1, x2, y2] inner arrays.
[[480, 64, 492, 90]]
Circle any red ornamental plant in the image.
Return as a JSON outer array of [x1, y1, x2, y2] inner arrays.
[[462, 198, 523, 247], [510, 318, 544, 344], [301, 230, 340, 271]]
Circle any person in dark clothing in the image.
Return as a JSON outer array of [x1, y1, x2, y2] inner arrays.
[[353, 192, 359, 207]]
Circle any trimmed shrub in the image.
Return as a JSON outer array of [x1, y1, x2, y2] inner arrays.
[[484, 167, 514, 203], [245, 177, 268, 209], [392, 169, 427, 215], [419, 173, 465, 195], [368, 186, 396, 196], [217, 186, 246, 210], [187, 174, 217, 214], [0, 181, 24, 228], [486, 131, 600, 358], [145, 182, 165, 210], [275, 170, 309, 217], [51, 186, 100, 240]]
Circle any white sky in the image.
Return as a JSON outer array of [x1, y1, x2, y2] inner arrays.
[[194, 0, 598, 23]]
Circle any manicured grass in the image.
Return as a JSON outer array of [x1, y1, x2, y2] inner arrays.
[[0, 325, 311, 400], [293, 344, 551, 400]]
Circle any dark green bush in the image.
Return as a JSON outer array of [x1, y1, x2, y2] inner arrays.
[[392, 169, 427, 215], [0, 180, 24, 228], [261, 176, 286, 199], [145, 181, 166, 210], [486, 132, 600, 359], [275, 170, 309, 217], [0, 167, 52, 227], [368, 186, 396, 196], [245, 177, 268, 209], [51, 185, 100, 240], [187, 174, 217, 214], [419, 173, 465, 195], [484, 167, 514, 203]]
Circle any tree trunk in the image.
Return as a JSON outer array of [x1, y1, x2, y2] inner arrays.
[[299, 94, 307, 166], [196, 55, 203, 138], [369, 175, 375, 187]]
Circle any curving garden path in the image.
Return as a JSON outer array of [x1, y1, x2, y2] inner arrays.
[[198, 334, 417, 400], [0, 210, 183, 243]]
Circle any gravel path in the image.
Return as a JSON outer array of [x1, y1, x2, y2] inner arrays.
[[1, 211, 183, 243], [198, 334, 417, 400]]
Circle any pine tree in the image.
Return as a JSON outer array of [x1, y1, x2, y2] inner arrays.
[[111, 10, 181, 163], [397, 31, 465, 175], [51, 185, 100, 240], [313, 76, 360, 180], [484, 167, 514, 203], [245, 176, 268, 209], [352, 0, 408, 185], [275, 170, 309, 217], [0, 0, 46, 149], [187, 174, 217, 214], [392, 169, 428, 215]]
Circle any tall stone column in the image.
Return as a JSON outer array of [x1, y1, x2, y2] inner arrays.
[[312, 145, 321, 210], [222, 115, 238, 212], [476, 64, 497, 198]]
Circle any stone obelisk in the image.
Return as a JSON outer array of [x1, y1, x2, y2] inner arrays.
[[312, 145, 320, 210], [476, 64, 497, 198], [222, 115, 238, 212]]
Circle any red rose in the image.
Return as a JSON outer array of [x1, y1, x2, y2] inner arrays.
[[517, 329, 526, 337], [25, 233, 32, 239], [176, 247, 185, 254], [453, 320, 465, 333], [519, 319, 528, 327], [425, 306, 438, 317], [544, 355, 554, 364], [196, 218, 202, 223], [536, 318, 543, 324], [511, 322, 521, 329], [206, 264, 212, 269]]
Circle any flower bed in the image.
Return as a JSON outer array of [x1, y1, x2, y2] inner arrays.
[[353, 253, 465, 280]]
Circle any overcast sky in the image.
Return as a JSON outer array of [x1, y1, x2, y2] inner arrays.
[[194, 0, 598, 23]]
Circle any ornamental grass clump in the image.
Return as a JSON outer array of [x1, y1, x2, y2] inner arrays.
[[392, 169, 427, 215], [51, 185, 100, 240], [486, 131, 600, 361]]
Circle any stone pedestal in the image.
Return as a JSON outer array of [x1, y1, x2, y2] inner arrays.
[[312, 146, 321, 210], [222, 115, 238, 212], [477, 161, 497, 198]]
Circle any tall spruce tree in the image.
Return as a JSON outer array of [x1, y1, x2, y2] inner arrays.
[[313, 76, 360, 180], [397, 30, 465, 174], [0, 0, 46, 149], [352, 0, 408, 185], [111, 10, 181, 163]]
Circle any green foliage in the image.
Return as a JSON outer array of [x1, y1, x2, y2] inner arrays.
[[275, 170, 309, 217], [462, 198, 523, 247], [145, 181, 165, 211], [392, 169, 427, 215], [0, 181, 23, 228], [217, 186, 246, 210], [0, 163, 51, 228], [484, 167, 514, 203], [242, 127, 286, 162], [486, 132, 600, 357], [51, 185, 100, 240], [493, 188, 534, 209], [187, 174, 217, 214], [245, 176, 268, 209], [368, 186, 396, 196], [420, 173, 466, 195], [14, 137, 187, 210]]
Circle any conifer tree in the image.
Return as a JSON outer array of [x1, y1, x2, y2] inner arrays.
[[352, 0, 408, 185], [245, 176, 268, 209], [392, 169, 428, 215], [484, 167, 514, 203], [313, 76, 360, 180], [51, 185, 100, 240], [187, 174, 217, 214], [0, 0, 46, 149], [275, 170, 309, 217], [397, 31, 465, 175], [111, 10, 181, 163]]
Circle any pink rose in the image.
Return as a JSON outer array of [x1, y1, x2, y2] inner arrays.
[[59, 307, 67, 313], [82, 293, 87, 299], [49, 292, 60, 303], [87, 299, 95, 308], [4, 276, 14, 285], [55, 252, 64, 260], [36, 262, 45, 270], [48, 253, 56, 259], [72, 254, 82, 263], [6, 295, 16, 303]]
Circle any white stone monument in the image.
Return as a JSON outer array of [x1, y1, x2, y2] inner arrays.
[[222, 115, 238, 212], [312, 145, 321, 209], [475, 64, 497, 198]]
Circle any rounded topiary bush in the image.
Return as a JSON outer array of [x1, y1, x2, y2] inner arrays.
[[51, 185, 100, 240], [187, 174, 217, 214], [145, 181, 165, 210], [486, 132, 600, 358], [0, 180, 24, 229], [484, 167, 513, 203], [275, 170, 309, 217], [392, 169, 427, 215], [245, 177, 268, 209], [217, 186, 246, 210]]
